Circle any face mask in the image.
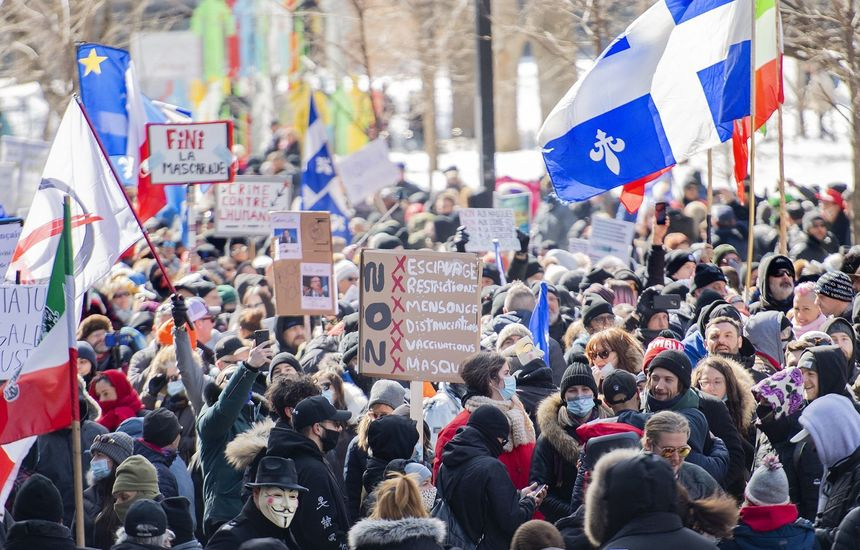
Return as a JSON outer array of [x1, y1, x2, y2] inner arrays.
[[600, 363, 615, 377], [114, 498, 135, 523], [500, 375, 517, 401], [167, 380, 185, 396], [566, 396, 595, 418], [421, 486, 437, 512], [321, 427, 340, 453], [255, 487, 299, 528], [322, 388, 334, 404], [90, 458, 111, 481]]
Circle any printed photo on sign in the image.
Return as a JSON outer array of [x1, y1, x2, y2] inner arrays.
[[301, 263, 332, 310], [271, 212, 302, 260]]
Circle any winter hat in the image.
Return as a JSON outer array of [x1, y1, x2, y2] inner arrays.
[[268, 352, 301, 384], [339, 330, 360, 366], [468, 404, 510, 441], [713, 204, 736, 226], [368, 379, 407, 410], [404, 462, 433, 484], [367, 415, 419, 461], [802, 209, 826, 232], [665, 250, 695, 278], [481, 262, 502, 286], [496, 323, 533, 351], [546, 249, 579, 270], [647, 349, 692, 391], [333, 259, 359, 283], [815, 271, 854, 303], [113, 455, 159, 495], [124, 499, 167, 538], [752, 367, 805, 420], [90, 431, 135, 466], [561, 358, 598, 398], [582, 294, 613, 328], [691, 263, 727, 293], [745, 455, 790, 506], [525, 257, 544, 280], [77, 340, 97, 367], [579, 268, 613, 292], [713, 244, 739, 267], [217, 284, 238, 307], [793, 394, 860, 467], [143, 408, 181, 448], [161, 496, 194, 544], [642, 337, 684, 372], [12, 473, 63, 523], [370, 233, 402, 249], [602, 370, 638, 405], [77, 314, 112, 341]]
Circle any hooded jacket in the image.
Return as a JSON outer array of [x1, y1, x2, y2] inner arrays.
[[822, 317, 858, 384], [806, 346, 853, 401], [360, 416, 420, 517], [749, 255, 795, 315], [717, 504, 816, 550], [347, 517, 446, 550], [436, 425, 535, 550], [511, 357, 558, 432], [4, 520, 78, 550], [90, 370, 144, 431], [745, 311, 788, 373], [790, 230, 840, 263], [683, 408, 730, 485]]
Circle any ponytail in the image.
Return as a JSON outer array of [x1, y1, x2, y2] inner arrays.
[[370, 472, 427, 521]]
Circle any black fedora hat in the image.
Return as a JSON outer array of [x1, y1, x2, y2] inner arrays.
[[246, 457, 307, 492]]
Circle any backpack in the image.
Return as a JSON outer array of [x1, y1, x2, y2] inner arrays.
[[431, 497, 484, 550]]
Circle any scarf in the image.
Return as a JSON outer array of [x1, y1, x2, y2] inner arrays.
[[465, 395, 536, 452]]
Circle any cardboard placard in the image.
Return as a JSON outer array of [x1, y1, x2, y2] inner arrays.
[[338, 139, 400, 203], [213, 176, 292, 237], [271, 212, 335, 316], [0, 219, 23, 280], [494, 191, 532, 234], [0, 283, 47, 372], [459, 208, 519, 252], [145, 121, 234, 185], [359, 250, 482, 383], [588, 217, 635, 264]]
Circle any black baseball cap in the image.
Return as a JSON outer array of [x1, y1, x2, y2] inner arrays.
[[292, 395, 351, 431], [215, 336, 244, 360], [602, 370, 638, 405]]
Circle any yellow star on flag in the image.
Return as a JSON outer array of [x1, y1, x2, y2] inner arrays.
[[78, 48, 107, 76]]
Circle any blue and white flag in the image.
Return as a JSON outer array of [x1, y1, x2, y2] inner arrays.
[[538, 0, 753, 202], [528, 281, 551, 359], [302, 96, 352, 241]]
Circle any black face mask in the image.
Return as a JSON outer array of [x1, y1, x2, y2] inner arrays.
[[321, 427, 340, 453]]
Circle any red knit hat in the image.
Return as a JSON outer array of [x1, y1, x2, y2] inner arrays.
[[642, 337, 684, 372]]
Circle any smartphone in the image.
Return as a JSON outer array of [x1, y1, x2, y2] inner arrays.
[[536, 484, 548, 494], [253, 329, 270, 346], [655, 201, 668, 225], [104, 333, 132, 348], [654, 294, 681, 310]]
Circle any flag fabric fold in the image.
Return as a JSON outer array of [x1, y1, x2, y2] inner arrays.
[[528, 281, 551, 359]]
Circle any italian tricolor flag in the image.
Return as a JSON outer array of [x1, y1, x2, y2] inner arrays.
[[733, 0, 785, 200]]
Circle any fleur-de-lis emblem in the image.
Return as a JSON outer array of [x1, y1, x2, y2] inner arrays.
[[589, 129, 625, 175], [315, 156, 334, 176]]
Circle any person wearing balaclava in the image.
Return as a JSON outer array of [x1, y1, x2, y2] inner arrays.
[[791, 394, 860, 547], [111, 455, 161, 524], [206, 457, 307, 550], [437, 405, 542, 550]]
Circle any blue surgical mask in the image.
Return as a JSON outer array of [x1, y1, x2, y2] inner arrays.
[[322, 389, 335, 405], [90, 458, 111, 481], [500, 375, 517, 401], [167, 380, 185, 396], [566, 396, 595, 418]]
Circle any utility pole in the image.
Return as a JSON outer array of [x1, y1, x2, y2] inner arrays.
[[474, 0, 496, 206]]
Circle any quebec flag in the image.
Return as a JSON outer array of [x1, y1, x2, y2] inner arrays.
[[302, 96, 352, 241], [538, 0, 753, 201]]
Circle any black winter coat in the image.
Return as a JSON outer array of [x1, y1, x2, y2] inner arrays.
[[266, 424, 350, 550], [512, 358, 558, 433], [204, 498, 299, 550], [348, 516, 446, 550], [436, 426, 535, 550], [5, 519, 79, 550], [790, 232, 840, 263], [344, 436, 370, 524], [133, 439, 179, 498], [815, 446, 860, 549], [601, 512, 718, 549]]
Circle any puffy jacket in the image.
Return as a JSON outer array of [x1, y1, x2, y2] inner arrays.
[[790, 232, 839, 263], [4, 520, 78, 550], [815, 446, 860, 549], [344, 435, 370, 524], [133, 439, 179, 498], [512, 358, 558, 433], [718, 503, 816, 550], [348, 517, 446, 550], [601, 512, 717, 549]]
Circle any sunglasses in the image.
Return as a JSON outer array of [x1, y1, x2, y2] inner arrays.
[[772, 269, 793, 278], [592, 349, 611, 360], [655, 444, 691, 459]]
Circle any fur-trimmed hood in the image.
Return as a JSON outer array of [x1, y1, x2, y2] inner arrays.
[[343, 381, 369, 425], [225, 417, 275, 470], [348, 516, 446, 548], [537, 393, 611, 462]]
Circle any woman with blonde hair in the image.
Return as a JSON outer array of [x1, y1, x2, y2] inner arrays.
[[348, 473, 445, 550], [585, 327, 645, 386]]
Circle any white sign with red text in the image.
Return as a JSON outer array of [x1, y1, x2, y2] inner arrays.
[[146, 121, 234, 185]]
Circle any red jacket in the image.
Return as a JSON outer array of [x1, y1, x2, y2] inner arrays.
[[433, 409, 535, 489]]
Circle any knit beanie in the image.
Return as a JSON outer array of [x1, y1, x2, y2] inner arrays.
[[642, 337, 684, 372], [745, 455, 790, 506], [815, 271, 854, 303], [113, 455, 159, 496], [368, 379, 407, 410], [691, 263, 727, 293], [468, 404, 510, 441], [582, 294, 613, 328], [339, 331, 360, 366], [77, 341, 97, 368], [496, 323, 533, 351], [647, 349, 692, 391], [665, 250, 695, 278], [143, 408, 181, 448], [803, 209, 826, 232], [12, 473, 63, 523], [712, 244, 739, 267], [333, 259, 359, 283], [561, 357, 598, 398], [217, 284, 238, 306], [90, 431, 134, 467]]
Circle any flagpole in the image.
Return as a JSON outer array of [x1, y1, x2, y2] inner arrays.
[[775, 0, 788, 255], [63, 196, 85, 547], [706, 149, 714, 245], [745, 0, 757, 293], [72, 95, 176, 295]]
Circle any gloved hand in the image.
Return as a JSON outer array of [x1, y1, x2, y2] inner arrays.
[[171, 293, 188, 328], [161, 496, 195, 544], [453, 226, 470, 253], [147, 374, 168, 396], [516, 229, 530, 254]]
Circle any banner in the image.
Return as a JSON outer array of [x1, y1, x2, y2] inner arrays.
[[271, 211, 335, 316], [337, 139, 400, 203], [493, 191, 532, 234], [0, 284, 47, 378], [0, 220, 22, 280], [144, 121, 234, 185], [359, 250, 482, 383], [459, 208, 519, 252], [213, 176, 291, 237], [588, 217, 635, 264]]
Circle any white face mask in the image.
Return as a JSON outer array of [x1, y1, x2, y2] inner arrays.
[[600, 363, 615, 377], [421, 486, 437, 512], [254, 487, 300, 528]]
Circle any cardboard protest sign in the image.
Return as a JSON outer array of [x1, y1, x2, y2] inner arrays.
[[338, 139, 400, 203], [271, 212, 335, 316], [494, 191, 532, 234], [359, 250, 482, 383], [0, 219, 23, 280], [0, 284, 47, 373], [588, 217, 635, 264], [145, 121, 234, 185], [459, 208, 519, 252], [213, 176, 292, 237]]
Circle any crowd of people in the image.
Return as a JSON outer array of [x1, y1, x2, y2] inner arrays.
[[3, 139, 860, 550]]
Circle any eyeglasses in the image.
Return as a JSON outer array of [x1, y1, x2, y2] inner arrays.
[[654, 444, 691, 459]]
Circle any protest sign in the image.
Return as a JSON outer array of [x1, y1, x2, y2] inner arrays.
[[213, 176, 291, 237], [271, 212, 335, 316], [459, 208, 519, 252], [494, 191, 532, 234], [145, 121, 234, 185], [359, 250, 482, 383], [0, 284, 47, 377], [0, 220, 23, 280], [338, 139, 400, 203], [568, 238, 589, 257], [588, 217, 635, 264]]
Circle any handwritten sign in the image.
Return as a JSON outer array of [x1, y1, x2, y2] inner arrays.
[[459, 208, 519, 252], [0, 220, 23, 280], [588, 217, 635, 264], [359, 250, 482, 383], [494, 191, 532, 234], [271, 212, 335, 316], [338, 139, 400, 203], [0, 284, 47, 378], [146, 121, 234, 185], [213, 176, 291, 237]]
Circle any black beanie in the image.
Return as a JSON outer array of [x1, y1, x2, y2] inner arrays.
[[161, 496, 194, 544], [13, 473, 63, 523], [647, 349, 692, 391], [560, 359, 598, 398], [143, 408, 181, 448], [468, 405, 510, 442], [582, 294, 613, 328], [481, 262, 502, 286], [665, 250, 694, 278], [76, 341, 97, 368], [691, 263, 727, 293], [525, 256, 544, 280], [270, 352, 300, 373]]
